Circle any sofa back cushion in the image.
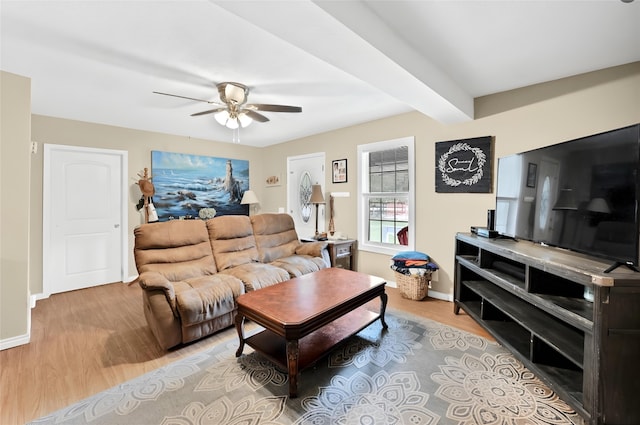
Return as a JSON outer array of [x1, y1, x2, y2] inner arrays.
[[207, 215, 260, 270], [134, 220, 217, 281], [251, 213, 300, 263]]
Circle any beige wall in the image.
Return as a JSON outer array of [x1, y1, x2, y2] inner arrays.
[[29, 117, 264, 295], [1, 71, 31, 345], [2, 61, 638, 348], [261, 62, 640, 296]]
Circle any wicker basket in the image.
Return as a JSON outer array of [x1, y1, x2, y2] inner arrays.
[[395, 271, 431, 300]]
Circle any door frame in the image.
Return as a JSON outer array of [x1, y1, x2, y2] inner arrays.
[[42, 144, 128, 298]]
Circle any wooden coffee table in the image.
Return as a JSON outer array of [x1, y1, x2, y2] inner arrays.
[[234, 268, 388, 397]]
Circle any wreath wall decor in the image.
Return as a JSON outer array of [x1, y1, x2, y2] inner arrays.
[[435, 136, 493, 193]]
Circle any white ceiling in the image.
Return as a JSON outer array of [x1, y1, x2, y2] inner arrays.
[[2, 0, 639, 148]]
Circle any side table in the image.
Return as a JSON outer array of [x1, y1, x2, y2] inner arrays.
[[327, 239, 356, 270]]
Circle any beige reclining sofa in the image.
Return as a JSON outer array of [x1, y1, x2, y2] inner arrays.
[[134, 213, 329, 349]]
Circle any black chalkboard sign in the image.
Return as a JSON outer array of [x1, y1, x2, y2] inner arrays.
[[435, 136, 493, 193]]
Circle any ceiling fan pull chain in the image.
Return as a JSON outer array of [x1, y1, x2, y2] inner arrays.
[[233, 127, 240, 144]]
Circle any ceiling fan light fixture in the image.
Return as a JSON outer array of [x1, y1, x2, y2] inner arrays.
[[225, 117, 239, 130], [238, 113, 253, 128], [214, 110, 230, 126], [222, 82, 247, 104], [156, 81, 301, 140]]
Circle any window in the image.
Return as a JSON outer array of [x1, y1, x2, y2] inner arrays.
[[358, 137, 415, 254]]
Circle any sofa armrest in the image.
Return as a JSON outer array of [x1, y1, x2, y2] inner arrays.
[[296, 240, 328, 257], [137, 271, 178, 316]]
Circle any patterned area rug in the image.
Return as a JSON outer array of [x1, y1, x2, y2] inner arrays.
[[30, 310, 584, 425]]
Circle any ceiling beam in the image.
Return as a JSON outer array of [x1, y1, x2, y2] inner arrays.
[[212, 0, 473, 123]]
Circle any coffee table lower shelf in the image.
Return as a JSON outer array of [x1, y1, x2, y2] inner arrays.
[[243, 306, 382, 383]]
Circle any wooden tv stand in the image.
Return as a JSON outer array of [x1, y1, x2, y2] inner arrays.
[[454, 233, 640, 425]]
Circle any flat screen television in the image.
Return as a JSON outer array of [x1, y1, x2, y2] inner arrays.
[[494, 123, 640, 272]]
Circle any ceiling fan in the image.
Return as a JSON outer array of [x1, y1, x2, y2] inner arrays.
[[153, 81, 302, 130]]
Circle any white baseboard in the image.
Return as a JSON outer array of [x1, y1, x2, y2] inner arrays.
[[2, 293, 34, 350], [388, 279, 453, 302], [0, 333, 30, 350], [31, 278, 137, 308], [425, 289, 453, 302], [32, 291, 50, 305]]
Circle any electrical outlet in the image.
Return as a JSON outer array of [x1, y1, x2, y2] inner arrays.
[[30, 141, 38, 154]]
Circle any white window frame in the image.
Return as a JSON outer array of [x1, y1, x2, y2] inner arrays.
[[357, 136, 415, 255]]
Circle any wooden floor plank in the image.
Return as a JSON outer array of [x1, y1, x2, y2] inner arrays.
[[0, 281, 490, 424]]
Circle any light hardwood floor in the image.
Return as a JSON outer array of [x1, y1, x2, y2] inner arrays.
[[0, 281, 491, 424]]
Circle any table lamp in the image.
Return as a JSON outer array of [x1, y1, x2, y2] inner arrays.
[[241, 190, 260, 215], [310, 184, 325, 239]]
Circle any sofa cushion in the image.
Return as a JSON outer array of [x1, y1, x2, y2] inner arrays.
[[174, 273, 245, 327], [251, 213, 302, 263], [218, 262, 291, 291], [134, 220, 217, 281], [270, 255, 327, 277], [207, 215, 260, 270]]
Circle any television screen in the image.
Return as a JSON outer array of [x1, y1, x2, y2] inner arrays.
[[495, 124, 640, 268]]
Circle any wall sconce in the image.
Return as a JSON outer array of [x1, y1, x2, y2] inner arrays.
[[309, 184, 325, 239], [241, 190, 260, 215]]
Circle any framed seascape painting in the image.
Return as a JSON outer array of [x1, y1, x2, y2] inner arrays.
[[151, 150, 250, 221]]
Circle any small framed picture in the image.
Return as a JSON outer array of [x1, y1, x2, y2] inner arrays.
[[332, 159, 348, 183], [265, 174, 281, 187], [527, 163, 537, 188]]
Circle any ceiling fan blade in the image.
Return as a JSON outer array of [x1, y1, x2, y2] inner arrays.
[[153, 91, 221, 105], [244, 110, 270, 123], [190, 107, 226, 117], [248, 104, 302, 113]]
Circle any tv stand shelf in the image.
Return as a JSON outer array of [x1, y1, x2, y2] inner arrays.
[[454, 233, 640, 425]]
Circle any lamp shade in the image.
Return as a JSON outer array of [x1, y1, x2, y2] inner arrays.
[[587, 197, 611, 214], [553, 188, 578, 210], [237, 112, 253, 128], [214, 110, 230, 126], [225, 117, 239, 130], [241, 190, 259, 205], [310, 184, 325, 204], [214, 109, 252, 130]]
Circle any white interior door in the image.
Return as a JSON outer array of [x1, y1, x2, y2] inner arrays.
[[287, 152, 326, 239], [43, 144, 127, 295]]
